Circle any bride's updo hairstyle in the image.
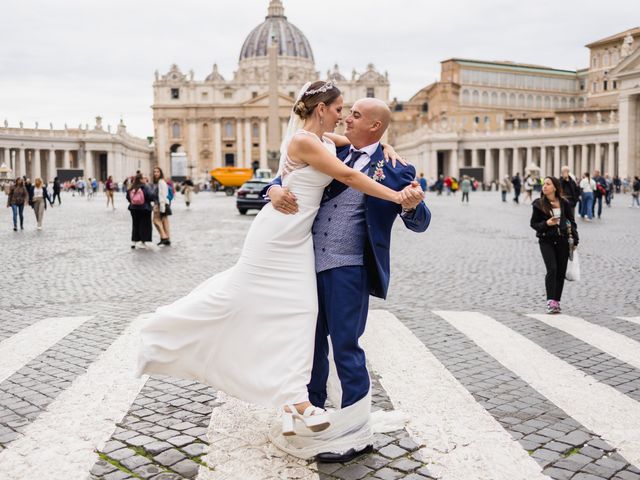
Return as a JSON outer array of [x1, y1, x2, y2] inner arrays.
[[293, 81, 341, 120]]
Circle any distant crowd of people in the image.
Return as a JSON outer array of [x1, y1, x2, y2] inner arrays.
[[3, 172, 199, 237]]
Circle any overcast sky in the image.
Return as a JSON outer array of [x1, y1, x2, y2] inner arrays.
[[0, 0, 637, 138]]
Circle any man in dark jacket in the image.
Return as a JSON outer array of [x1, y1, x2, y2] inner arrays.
[[52, 177, 62, 205], [512, 173, 522, 203], [560, 166, 580, 212], [592, 169, 607, 219]]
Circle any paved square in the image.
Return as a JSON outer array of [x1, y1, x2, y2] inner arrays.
[[0, 189, 639, 479]]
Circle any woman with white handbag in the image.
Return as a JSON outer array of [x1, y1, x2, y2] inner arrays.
[[530, 177, 579, 314]]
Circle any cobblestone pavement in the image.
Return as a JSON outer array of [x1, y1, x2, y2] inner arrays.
[[0, 189, 638, 479]]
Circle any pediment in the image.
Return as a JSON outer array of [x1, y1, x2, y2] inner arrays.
[[611, 48, 640, 78], [242, 92, 295, 107]]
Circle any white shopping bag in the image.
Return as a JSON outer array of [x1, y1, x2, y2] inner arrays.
[[566, 251, 580, 281]]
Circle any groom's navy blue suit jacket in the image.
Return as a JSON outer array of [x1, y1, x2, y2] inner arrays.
[[267, 143, 431, 299]]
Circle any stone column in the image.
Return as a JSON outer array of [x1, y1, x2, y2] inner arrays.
[[48, 149, 56, 180], [63, 150, 70, 169], [85, 150, 94, 179], [188, 119, 198, 173], [156, 119, 169, 174], [580, 144, 588, 175], [18, 148, 26, 177], [429, 149, 438, 179], [484, 149, 494, 184], [244, 119, 252, 168], [259, 119, 268, 169], [553, 145, 561, 178], [471, 148, 479, 167], [33, 149, 42, 179], [526, 146, 533, 172], [449, 148, 459, 178], [539, 146, 547, 178], [236, 120, 244, 167], [213, 120, 222, 169], [607, 142, 615, 175], [0, 147, 5, 167], [568, 145, 575, 174], [107, 150, 116, 177], [617, 94, 635, 179], [498, 148, 506, 180]]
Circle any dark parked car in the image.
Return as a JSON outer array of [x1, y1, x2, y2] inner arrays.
[[236, 179, 271, 215]]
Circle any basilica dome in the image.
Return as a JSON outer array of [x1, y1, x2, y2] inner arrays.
[[239, 1, 314, 62]]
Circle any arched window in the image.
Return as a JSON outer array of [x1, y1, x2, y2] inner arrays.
[[553, 97, 559, 109], [578, 98, 585, 107], [544, 96, 551, 109], [225, 121, 233, 137], [481, 91, 489, 105], [509, 93, 516, 106], [252, 123, 259, 138], [603, 52, 610, 66], [461, 89, 470, 105], [421, 102, 429, 113], [202, 123, 209, 137], [569, 98, 576, 108], [561, 97, 568, 109], [171, 122, 181, 138], [472, 90, 479, 105], [536, 96, 542, 109], [518, 93, 525, 107], [500, 92, 507, 106], [490, 92, 498, 106], [526, 95, 534, 108]]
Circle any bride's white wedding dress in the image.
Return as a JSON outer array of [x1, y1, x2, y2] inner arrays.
[[137, 130, 334, 408]]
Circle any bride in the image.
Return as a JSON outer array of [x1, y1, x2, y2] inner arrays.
[[137, 80, 403, 435]]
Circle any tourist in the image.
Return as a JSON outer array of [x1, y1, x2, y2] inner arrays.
[[6, 178, 28, 231], [499, 175, 511, 202], [29, 177, 52, 229], [524, 174, 535, 203], [592, 170, 607, 219], [631, 176, 640, 208], [126, 173, 153, 249], [579, 172, 596, 221], [418, 172, 427, 192], [530, 176, 578, 314], [152, 166, 171, 246], [460, 175, 471, 203], [52, 177, 62, 205], [182, 176, 195, 207], [560, 166, 580, 213], [512, 173, 522, 203], [105, 175, 116, 210]]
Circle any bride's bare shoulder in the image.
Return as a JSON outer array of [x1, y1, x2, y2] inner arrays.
[[289, 133, 322, 153]]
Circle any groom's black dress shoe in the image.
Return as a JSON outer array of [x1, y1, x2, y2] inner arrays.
[[315, 444, 373, 463]]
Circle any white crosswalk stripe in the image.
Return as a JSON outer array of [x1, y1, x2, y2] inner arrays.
[[436, 310, 640, 467], [529, 313, 640, 370], [0, 316, 92, 384], [618, 316, 640, 326], [0, 316, 149, 480], [362, 310, 550, 480], [2, 309, 640, 479]]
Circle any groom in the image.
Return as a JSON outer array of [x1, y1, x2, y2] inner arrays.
[[269, 97, 430, 462]]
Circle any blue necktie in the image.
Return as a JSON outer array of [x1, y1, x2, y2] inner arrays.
[[346, 150, 365, 169]]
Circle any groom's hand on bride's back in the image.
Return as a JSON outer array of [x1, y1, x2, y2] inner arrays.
[[269, 186, 299, 214]]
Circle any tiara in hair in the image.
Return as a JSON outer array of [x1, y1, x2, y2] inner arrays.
[[303, 81, 335, 96]]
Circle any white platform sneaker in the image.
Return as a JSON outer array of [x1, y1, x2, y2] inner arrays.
[[282, 404, 331, 436]]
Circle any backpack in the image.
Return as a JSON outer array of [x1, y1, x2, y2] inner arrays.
[[167, 184, 174, 202], [130, 188, 145, 206]]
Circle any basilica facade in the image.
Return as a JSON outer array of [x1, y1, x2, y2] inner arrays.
[[151, 0, 389, 179], [394, 27, 640, 181]]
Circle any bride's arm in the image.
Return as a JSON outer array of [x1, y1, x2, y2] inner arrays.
[[323, 132, 349, 147], [288, 136, 401, 204]]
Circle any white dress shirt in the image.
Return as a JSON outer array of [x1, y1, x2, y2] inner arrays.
[[344, 142, 380, 171]]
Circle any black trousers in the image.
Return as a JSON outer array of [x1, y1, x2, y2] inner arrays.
[[130, 209, 152, 242], [52, 191, 61, 204], [539, 239, 570, 301], [462, 192, 469, 202]]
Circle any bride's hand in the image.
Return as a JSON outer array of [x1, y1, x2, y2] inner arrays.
[[382, 143, 407, 168]]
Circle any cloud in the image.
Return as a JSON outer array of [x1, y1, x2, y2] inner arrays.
[[0, 0, 637, 137]]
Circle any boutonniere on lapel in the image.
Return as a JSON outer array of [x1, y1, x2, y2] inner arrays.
[[373, 160, 386, 182]]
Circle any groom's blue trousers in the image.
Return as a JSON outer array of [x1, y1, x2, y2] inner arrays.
[[308, 265, 371, 409]]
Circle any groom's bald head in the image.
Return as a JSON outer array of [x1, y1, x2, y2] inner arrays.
[[345, 98, 391, 149]]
